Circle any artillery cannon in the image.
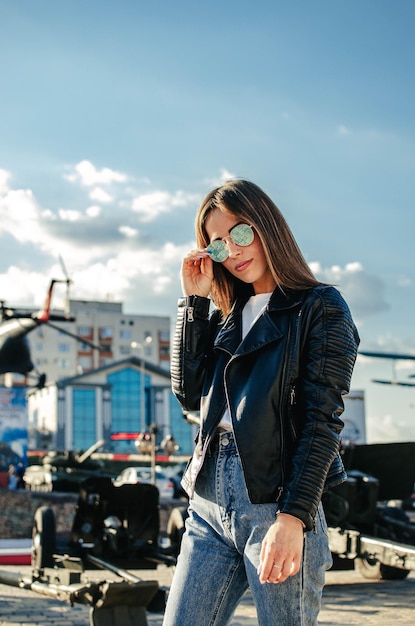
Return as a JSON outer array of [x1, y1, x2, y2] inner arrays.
[[23, 440, 111, 492], [324, 441, 415, 579], [2, 440, 415, 625], [0, 475, 180, 626]]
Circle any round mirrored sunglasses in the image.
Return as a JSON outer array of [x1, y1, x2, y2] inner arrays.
[[206, 223, 255, 263]]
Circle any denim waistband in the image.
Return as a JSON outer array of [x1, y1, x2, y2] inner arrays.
[[208, 430, 236, 455]]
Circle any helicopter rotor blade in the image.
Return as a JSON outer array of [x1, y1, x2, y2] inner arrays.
[[371, 378, 415, 388], [360, 350, 415, 361], [58, 255, 72, 318], [46, 320, 101, 351]]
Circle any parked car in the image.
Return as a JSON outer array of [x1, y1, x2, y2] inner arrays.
[[113, 466, 175, 499]]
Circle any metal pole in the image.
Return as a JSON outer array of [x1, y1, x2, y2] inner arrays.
[[140, 353, 145, 433], [150, 428, 156, 486], [131, 341, 146, 434]]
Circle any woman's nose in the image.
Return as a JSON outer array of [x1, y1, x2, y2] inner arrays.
[[225, 239, 241, 257]]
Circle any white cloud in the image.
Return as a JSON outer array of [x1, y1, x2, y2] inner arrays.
[[310, 261, 389, 322], [89, 187, 113, 203], [131, 190, 199, 222], [119, 225, 138, 238], [0, 266, 55, 308], [0, 169, 191, 278], [0, 187, 46, 244], [65, 160, 127, 186], [86, 205, 102, 218], [45, 241, 185, 315], [131, 191, 171, 221], [337, 125, 351, 136], [0, 238, 184, 323], [367, 412, 415, 443], [0, 182, 114, 265], [204, 168, 237, 188], [58, 209, 83, 222], [396, 274, 412, 288]]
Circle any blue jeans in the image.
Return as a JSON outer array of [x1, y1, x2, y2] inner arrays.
[[163, 432, 332, 626]]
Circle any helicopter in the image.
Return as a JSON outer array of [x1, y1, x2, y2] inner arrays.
[[359, 350, 415, 388], [0, 273, 100, 387]]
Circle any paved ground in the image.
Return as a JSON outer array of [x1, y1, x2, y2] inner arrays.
[[0, 564, 414, 625]]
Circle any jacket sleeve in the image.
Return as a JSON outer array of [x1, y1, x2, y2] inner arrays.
[[170, 295, 212, 411], [279, 287, 359, 530]]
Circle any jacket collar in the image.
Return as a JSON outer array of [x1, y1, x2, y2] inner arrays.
[[214, 286, 305, 355]]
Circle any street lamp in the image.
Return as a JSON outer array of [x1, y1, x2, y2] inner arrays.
[[135, 426, 178, 486], [131, 337, 153, 433]]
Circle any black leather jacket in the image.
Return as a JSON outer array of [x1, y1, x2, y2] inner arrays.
[[171, 285, 359, 530]]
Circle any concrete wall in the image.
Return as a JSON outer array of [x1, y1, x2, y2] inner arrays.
[[0, 489, 77, 539], [0, 488, 176, 540]]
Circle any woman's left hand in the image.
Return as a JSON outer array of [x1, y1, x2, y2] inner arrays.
[[257, 513, 305, 584]]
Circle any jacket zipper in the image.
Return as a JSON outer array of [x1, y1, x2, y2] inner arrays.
[[289, 385, 298, 440], [279, 320, 293, 492], [277, 306, 302, 501]]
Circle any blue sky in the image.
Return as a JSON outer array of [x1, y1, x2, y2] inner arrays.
[[0, 1, 414, 442]]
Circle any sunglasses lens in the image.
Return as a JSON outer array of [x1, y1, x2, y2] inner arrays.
[[231, 223, 254, 246], [207, 240, 228, 262], [207, 224, 254, 262]]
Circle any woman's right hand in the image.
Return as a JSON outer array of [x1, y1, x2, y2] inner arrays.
[[181, 249, 214, 298]]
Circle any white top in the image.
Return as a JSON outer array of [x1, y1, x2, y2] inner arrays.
[[218, 292, 273, 431]]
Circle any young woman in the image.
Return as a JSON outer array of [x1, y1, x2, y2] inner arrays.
[[164, 179, 359, 626]]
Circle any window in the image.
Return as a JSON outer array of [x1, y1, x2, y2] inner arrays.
[[78, 356, 93, 370], [78, 326, 92, 336], [160, 345, 170, 357], [99, 327, 113, 340], [72, 388, 96, 450], [108, 368, 149, 450], [78, 342, 92, 352], [120, 329, 132, 340], [99, 357, 113, 366], [57, 359, 71, 369], [58, 343, 71, 352]]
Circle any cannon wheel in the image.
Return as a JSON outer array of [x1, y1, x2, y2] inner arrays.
[[355, 556, 410, 580], [167, 506, 188, 557], [32, 506, 56, 570]]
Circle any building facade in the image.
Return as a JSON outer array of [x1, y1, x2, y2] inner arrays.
[[2, 298, 198, 459], [3, 299, 171, 388], [27, 356, 196, 457]]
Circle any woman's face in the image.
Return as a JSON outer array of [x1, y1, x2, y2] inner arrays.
[[205, 209, 277, 294]]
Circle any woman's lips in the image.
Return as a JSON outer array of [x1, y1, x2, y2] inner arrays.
[[235, 259, 252, 272]]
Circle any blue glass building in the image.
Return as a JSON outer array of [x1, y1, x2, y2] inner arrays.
[[28, 357, 196, 459]]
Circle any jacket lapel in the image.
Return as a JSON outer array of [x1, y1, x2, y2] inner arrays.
[[214, 287, 304, 356]]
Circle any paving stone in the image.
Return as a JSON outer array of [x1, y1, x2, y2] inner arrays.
[[1, 566, 414, 625]]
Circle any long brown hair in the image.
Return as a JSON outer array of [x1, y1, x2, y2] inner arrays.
[[195, 179, 323, 316]]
